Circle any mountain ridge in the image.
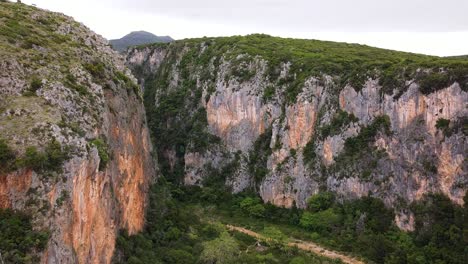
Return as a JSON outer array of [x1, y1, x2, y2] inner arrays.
[[110, 30, 173, 52]]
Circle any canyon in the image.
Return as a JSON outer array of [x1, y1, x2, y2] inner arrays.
[[127, 36, 467, 232], [0, 2, 467, 263]]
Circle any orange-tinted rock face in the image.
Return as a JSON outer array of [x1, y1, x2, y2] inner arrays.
[[0, 4, 156, 263], [0, 170, 32, 208], [206, 89, 271, 152], [71, 159, 115, 264], [285, 101, 317, 149], [115, 127, 149, 234]]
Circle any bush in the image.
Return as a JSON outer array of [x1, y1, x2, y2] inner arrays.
[[300, 209, 340, 232], [20, 146, 47, 171], [342, 115, 391, 157], [0, 209, 49, 264], [261, 226, 287, 248], [30, 77, 42, 92], [240, 197, 266, 218], [17, 140, 69, 173], [200, 232, 239, 264], [319, 110, 358, 138], [435, 118, 450, 136], [83, 61, 106, 80], [90, 138, 109, 171], [302, 139, 316, 166], [307, 192, 335, 212], [418, 72, 450, 94], [248, 129, 272, 185], [0, 139, 16, 173]]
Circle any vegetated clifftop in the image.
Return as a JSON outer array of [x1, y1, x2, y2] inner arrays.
[[0, 2, 155, 263], [110, 31, 173, 53], [128, 34, 467, 231]]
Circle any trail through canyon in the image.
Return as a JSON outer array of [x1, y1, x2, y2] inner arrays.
[[226, 225, 365, 264]]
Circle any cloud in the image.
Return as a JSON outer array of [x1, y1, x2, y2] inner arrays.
[[113, 0, 468, 32], [21, 0, 468, 56]]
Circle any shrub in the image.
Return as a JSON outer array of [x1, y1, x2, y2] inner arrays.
[[30, 77, 42, 91], [17, 140, 69, 173], [307, 192, 335, 212], [342, 115, 391, 156], [83, 61, 106, 80], [248, 129, 272, 185], [261, 226, 287, 248], [20, 146, 47, 171], [0, 139, 16, 173], [435, 118, 450, 136], [44, 140, 68, 171], [0, 208, 49, 264], [319, 110, 358, 138], [299, 209, 340, 232], [56, 190, 69, 207], [200, 232, 239, 264], [302, 139, 316, 165], [90, 138, 109, 171], [418, 72, 450, 94], [240, 197, 266, 218]]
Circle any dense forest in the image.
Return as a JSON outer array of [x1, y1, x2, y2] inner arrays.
[[113, 175, 467, 263]]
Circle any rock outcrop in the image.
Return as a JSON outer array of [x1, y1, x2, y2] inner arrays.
[[128, 35, 467, 230], [0, 3, 155, 263]]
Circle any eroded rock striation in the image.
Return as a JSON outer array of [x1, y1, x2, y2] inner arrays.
[[128, 35, 467, 230], [0, 3, 155, 263]]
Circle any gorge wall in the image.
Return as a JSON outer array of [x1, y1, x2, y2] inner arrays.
[[0, 3, 155, 263], [128, 35, 467, 231]]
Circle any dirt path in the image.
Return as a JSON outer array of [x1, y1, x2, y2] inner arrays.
[[226, 225, 365, 264]]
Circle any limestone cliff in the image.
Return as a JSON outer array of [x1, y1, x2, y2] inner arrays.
[[0, 2, 155, 263], [128, 36, 467, 230]]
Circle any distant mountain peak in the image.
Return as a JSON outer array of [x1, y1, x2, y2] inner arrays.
[[110, 31, 173, 52]]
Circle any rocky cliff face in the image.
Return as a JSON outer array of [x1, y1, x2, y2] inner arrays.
[[128, 37, 467, 231], [0, 3, 155, 263]]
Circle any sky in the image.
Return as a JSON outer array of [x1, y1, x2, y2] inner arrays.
[[22, 0, 468, 56]]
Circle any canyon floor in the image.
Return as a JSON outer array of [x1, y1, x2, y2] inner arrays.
[[227, 224, 365, 264]]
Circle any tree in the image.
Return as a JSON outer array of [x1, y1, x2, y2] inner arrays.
[[0, 140, 15, 173], [300, 208, 340, 232], [240, 197, 265, 218], [200, 232, 239, 264], [261, 226, 287, 248], [306, 192, 335, 212]]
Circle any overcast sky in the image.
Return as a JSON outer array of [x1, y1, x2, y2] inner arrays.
[[22, 0, 468, 56]]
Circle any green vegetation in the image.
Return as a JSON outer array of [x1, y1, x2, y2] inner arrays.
[[0, 208, 49, 264], [142, 47, 221, 183], [240, 196, 266, 218], [0, 139, 16, 173], [18, 140, 69, 173], [113, 179, 342, 264], [302, 139, 317, 166], [248, 128, 273, 186], [90, 138, 109, 171], [343, 115, 391, 155], [0, 139, 69, 174], [65, 73, 89, 96], [138, 34, 468, 105], [114, 71, 140, 96], [326, 116, 391, 180], [83, 61, 106, 81], [435, 118, 450, 135], [433, 116, 467, 138], [55, 190, 69, 207], [114, 177, 467, 264], [306, 192, 335, 212], [28, 77, 42, 94], [318, 110, 359, 139]]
